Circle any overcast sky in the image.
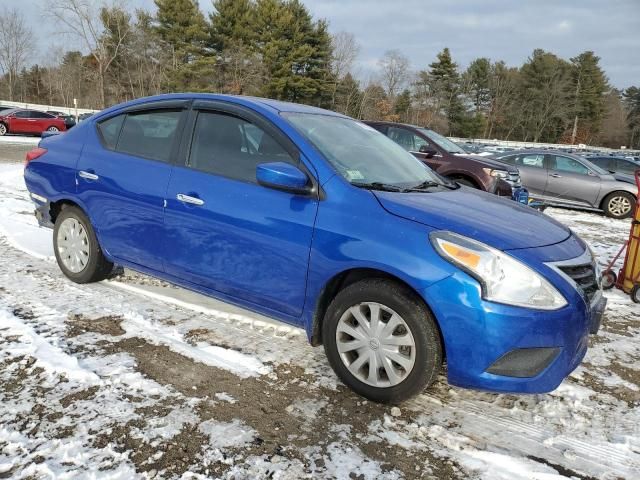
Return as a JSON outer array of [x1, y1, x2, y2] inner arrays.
[[17, 0, 640, 89]]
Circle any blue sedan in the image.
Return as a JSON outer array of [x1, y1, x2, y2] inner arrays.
[[23, 94, 605, 402]]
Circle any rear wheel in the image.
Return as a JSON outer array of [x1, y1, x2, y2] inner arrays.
[[53, 206, 113, 283], [0, 123, 7, 136], [323, 279, 442, 403], [603, 191, 635, 219]]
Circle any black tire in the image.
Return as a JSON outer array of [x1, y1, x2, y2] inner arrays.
[[601, 270, 617, 290], [322, 278, 442, 404], [53, 205, 113, 283], [453, 177, 477, 188], [631, 285, 640, 304], [602, 191, 635, 219]]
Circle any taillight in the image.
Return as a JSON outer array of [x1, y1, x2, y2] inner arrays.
[[25, 147, 48, 164]]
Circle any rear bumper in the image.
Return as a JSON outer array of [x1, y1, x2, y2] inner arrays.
[[422, 270, 603, 394]]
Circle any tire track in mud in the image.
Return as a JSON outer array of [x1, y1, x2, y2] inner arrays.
[[1, 234, 639, 479]]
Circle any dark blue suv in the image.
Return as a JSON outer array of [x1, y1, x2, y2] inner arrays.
[[24, 94, 606, 403]]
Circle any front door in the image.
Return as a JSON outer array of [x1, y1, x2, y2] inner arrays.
[[544, 154, 601, 207], [76, 104, 187, 271], [163, 104, 318, 319]]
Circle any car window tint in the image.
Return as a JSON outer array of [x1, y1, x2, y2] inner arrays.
[[97, 115, 125, 150], [189, 111, 295, 182], [589, 157, 612, 171], [553, 156, 589, 175], [14, 111, 31, 118], [517, 154, 545, 168], [116, 110, 182, 162], [617, 159, 639, 175], [387, 127, 429, 152]]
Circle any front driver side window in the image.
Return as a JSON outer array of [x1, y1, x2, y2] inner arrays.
[[387, 127, 429, 152], [188, 111, 295, 183], [553, 156, 589, 175]]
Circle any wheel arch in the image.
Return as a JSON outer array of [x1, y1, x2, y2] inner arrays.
[[309, 267, 445, 356], [599, 189, 637, 211], [448, 173, 482, 189], [49, 198, 86, 225]]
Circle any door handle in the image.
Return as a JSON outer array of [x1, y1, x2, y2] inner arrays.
[[176, 193, 204, 206], [550, 173, 562, 178], [78, 170, 99, 181]]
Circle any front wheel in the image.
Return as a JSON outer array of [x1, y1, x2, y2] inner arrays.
[[0, 123, 7, 136], [603, 191, 635, 219], [46, 126, 60, 133], [323, 279, 443, 403], [53, 205, 113, 283]]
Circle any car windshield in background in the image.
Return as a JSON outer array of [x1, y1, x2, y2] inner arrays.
[[418, 128, 466, 154], [284, 113, 441, 188]]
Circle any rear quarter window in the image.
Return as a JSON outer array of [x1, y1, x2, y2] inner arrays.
[[97, 115, 125, 150]]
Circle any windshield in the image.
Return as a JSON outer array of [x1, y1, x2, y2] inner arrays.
[[284, 113, 441, 187], [418, 128, 466, 154]]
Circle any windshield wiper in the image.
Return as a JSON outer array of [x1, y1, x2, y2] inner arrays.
[[407, 180, 441, 190], [351, 182, 408, 192]]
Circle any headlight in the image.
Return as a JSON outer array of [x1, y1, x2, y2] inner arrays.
[[484, 168, 509, 179], [430, 231, 567, 310]]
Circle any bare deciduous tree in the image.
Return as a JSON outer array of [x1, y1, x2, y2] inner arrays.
[[48, 0, 130, 108], [329, 31, 360, 108], [378, 49, 409, 98], [0, 8, 34, 101]]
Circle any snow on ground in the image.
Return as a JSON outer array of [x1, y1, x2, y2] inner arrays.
[[0, 161, 639, 479], [0, 135, 40, 146]]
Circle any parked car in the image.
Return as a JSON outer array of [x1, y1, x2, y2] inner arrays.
[[0, 108, 67, 136], [77, 112, 94, 122], [365, 121, 521, 196], [24, 94, 605, 403], [495, 150, 637, 218], [47, 111, 77, 130], [587, 156, 640, 184]]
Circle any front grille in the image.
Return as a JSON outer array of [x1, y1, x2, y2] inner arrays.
[[557, 262, 599, 303], [505, 172, 522, 188]]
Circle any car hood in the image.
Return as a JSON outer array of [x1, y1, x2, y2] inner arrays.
[[373, 187, 571, 251], [453, 153, 518, 172], [612, 172, 637, 184]]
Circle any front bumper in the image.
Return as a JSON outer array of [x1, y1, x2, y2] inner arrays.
[[423, 268, 604, 394]]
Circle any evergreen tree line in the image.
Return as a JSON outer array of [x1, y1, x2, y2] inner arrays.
[[1, 0, 639, 148]]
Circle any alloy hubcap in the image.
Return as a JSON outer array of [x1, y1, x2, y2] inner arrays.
[[48, 126, 59, 132], [336, 302, 416, 388], [56, 218, 90, 273], [608, 196, 631, 216], [0, 124, 6, 135]]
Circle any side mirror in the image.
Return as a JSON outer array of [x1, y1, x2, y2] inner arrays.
[[256, 162, 311, 194], [419, 145, 438, 158]]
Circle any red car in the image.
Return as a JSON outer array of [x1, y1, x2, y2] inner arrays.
[[0, 108, 67, 136]]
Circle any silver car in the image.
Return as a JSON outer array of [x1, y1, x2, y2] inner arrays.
[[496, 150, 638, 219]]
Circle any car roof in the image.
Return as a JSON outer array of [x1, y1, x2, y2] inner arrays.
[[97, 93, 347, 119]]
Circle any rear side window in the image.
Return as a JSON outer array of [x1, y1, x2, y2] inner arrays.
[[188, 111, 295, 183], [14, 111, 31, 118], [518, 154, 545, 168], [617, 159, 639, 175], [97, 115, 125, 150], [116, 110, 182, 163]]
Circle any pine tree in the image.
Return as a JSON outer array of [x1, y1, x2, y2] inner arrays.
[[569, 51, 609, 143], [209, 0, 255, 51], [623, 86, 640, 148], [154, 0, 213, 90], [428, 48, 465, 135]]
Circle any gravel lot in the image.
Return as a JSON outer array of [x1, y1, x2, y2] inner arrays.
[[0, 161, 639, 479]]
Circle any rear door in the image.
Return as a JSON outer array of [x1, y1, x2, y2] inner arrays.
[[163, 100, 318, 318], [544, 154, 601, 206], [76, 101, 188, 271], [502, 153, 548, 195]]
